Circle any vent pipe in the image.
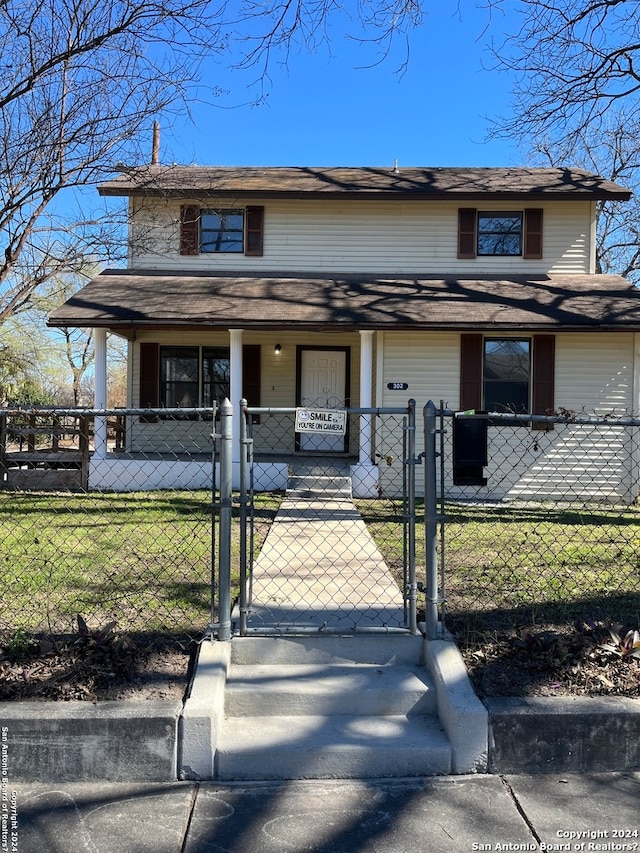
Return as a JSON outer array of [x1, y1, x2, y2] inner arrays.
[[151, 121, 160, 165]]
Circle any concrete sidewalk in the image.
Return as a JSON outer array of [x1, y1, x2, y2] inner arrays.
[[14, 772, 640, 852]]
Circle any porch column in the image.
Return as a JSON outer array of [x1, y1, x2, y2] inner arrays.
[[93, 327, 108, 459], [359, 330, 374, 463], [229, 328, 243, 463]]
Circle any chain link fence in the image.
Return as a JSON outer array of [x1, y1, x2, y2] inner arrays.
[[0, 407, 226, 645], [5, 402, 637, 654], [431, 407, 640, 640], [0, 404, 416, 645]]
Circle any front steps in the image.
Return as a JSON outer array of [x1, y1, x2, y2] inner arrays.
[[214, 635, 453, 780]]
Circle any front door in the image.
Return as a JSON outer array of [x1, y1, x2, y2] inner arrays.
[[298, 348, 349, 452]]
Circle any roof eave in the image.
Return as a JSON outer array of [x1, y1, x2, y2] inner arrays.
[[47, 318, 640, 332], [98, 187, 632, 202]]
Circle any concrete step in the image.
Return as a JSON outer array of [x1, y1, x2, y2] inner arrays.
[[229, 634, 425, 666], [214, 635, 450, 781], [181, 637, 489, 781], [216, 713, 452, 780], [287, 474, 352, 498], [224, 662, 437, 717]]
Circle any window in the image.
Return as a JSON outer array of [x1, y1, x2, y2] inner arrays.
[[160, 346, 198, 408], [138, 342, 261, 420], [460, 334, 555, 431], [477, 212, 522, 256], [457, 208, 543, 259], [179, 205, 264, 256], [483, 339, 530, 414], [201, 210, 244, 253], [160, 347, 230, 407], [202, 348, 231, 405]]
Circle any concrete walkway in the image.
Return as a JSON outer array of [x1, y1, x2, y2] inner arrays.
[[244, 462, 408, 633], [14, 772, 640, 853]]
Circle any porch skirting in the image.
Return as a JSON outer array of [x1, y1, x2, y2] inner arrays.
[[89, 457, 380, 496]]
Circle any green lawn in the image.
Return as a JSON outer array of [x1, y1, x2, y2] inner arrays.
[[2, 491, 638, 642], [0, 490, 281, 638], [357, 499, 640, 631]]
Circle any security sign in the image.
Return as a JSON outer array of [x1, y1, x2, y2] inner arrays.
[[295, 408, 347, 435]]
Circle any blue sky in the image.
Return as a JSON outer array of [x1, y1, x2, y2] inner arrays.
[[160, 3, 524, 168]]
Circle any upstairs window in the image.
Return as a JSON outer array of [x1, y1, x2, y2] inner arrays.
[[458, 208, 543, 259], [180, 205, 264, 256], [477, 212, 522, 256], [200, 210, 244, 253]]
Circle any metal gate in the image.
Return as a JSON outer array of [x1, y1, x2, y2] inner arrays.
[[235, 401, 419, 636]]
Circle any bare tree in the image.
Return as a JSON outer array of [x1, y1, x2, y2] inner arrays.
[[225, 0, 425, 85], [0, 0, 225, 324], [490, 0, 640, 143], [60, 327, 94, 407], [531, 114, 640, 284]]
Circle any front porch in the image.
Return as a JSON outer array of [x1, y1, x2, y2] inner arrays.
[[0, 402, 408, 497]]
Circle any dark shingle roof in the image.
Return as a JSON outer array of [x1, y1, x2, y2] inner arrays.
[[48, 271, 640, 331], [98, 166, 631, 201]]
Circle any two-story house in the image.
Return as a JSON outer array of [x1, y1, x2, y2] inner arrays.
[[48, 164, 640, 497]]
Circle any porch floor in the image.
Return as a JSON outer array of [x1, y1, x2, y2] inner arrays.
[[239, 461, 406, 634]]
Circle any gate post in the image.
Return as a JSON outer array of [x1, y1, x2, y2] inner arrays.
[[423, 400, 439, 640], [238, 398, 249, 636], [217, 398, 233, 641], [406, 400, 419, 634]]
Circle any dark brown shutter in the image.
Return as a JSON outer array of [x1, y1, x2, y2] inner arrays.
[[180, 205, 200, 256], [524, 208, 543, 259], [139, 342, 159, 422], [242, 344, 261, 423], [245, 206, 264, 256], [460, 334, 483, 410], [532, 335, 555, 430], [458, 208, 477, 259]]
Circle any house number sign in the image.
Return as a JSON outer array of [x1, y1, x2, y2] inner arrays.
[[387, 382, 409, 390], [295, 408, 347, 435]]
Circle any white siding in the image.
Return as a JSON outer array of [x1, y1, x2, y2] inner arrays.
[[499, 333, 637, 502], [460, 333, 638, 502], [375, 331, 639, 502], [130, 198, 593, 275], [375, 332, 459, 498], [378, 331, 636, 414], [380, 332, 460, 410], [555, 333, 634, 413]]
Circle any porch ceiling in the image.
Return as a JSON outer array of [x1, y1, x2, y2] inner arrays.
[[47, 270, 640, 332]]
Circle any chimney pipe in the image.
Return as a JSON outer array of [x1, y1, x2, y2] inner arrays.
[[151, 121, 160, 165]]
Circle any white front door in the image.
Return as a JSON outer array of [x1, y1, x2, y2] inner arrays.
[[299, 349, 347, 452]]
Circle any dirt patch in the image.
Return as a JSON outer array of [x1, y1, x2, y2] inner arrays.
[[0, 631, 194, 703], [2, 619, 639, 703], [452, 619, 640, 699]]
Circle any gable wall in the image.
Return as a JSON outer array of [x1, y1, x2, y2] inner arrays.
[[129, 198, 593, 275]]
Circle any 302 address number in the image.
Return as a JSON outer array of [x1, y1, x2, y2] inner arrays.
[[387, 382, 409, 391]]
